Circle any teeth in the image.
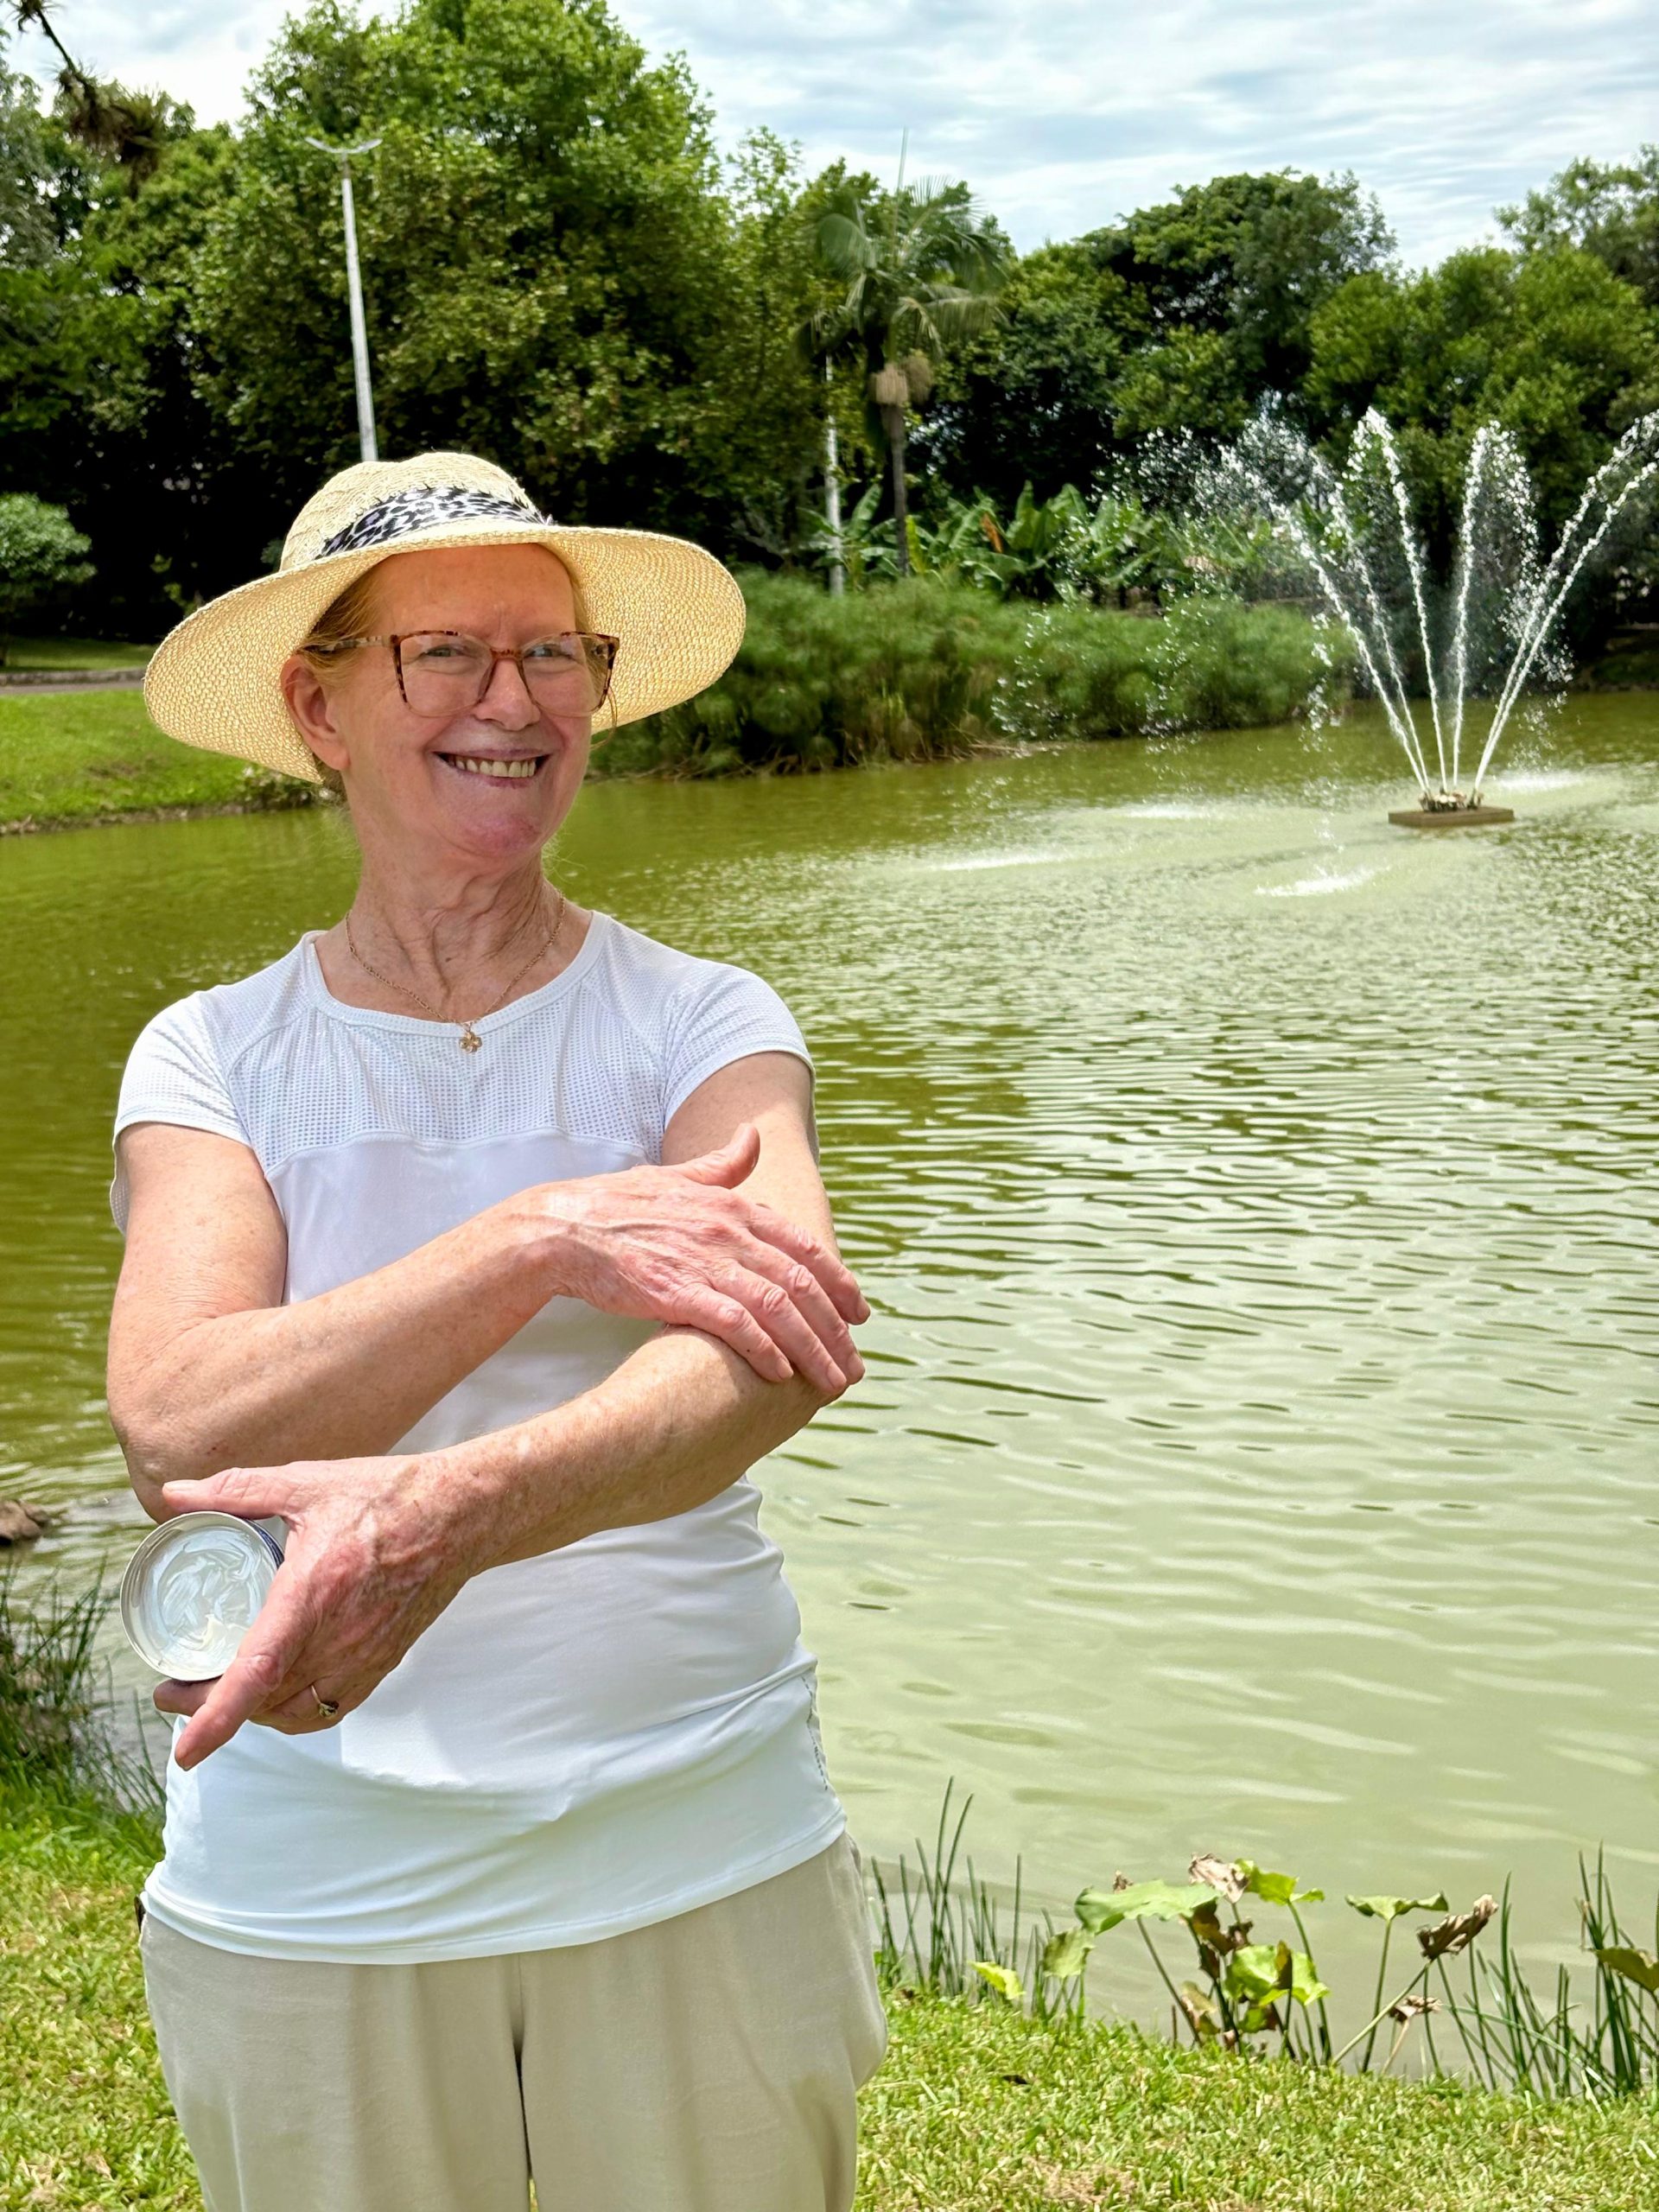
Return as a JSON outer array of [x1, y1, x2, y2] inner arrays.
[[444, 755, 539, 779]]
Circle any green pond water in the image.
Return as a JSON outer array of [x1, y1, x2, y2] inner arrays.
[[4, 696, 1658, 2022]]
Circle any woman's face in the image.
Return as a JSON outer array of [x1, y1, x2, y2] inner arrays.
[[283, 543, 594, 873]]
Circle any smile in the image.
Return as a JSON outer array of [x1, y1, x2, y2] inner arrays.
[[437, 753, 547, 780]]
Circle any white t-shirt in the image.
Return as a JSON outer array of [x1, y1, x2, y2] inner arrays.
[[111, 910, 844, 1963]]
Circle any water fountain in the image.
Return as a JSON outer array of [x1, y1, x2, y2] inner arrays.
[[1214, 409, 1659, 826]]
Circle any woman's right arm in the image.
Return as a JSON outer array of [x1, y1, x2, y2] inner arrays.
[[107, 1117, 865, 1520]]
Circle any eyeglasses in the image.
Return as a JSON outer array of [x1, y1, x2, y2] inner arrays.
[[315, 631, 620, 718]]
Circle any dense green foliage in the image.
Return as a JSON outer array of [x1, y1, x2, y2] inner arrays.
[[925, 172, 1395, 503], [604, 575, 1346, 776], [0, 582, 1344, 825], [1, 7, 1656, 644], [1501, 148, 1659, 308], [0, 490, 89, 652]]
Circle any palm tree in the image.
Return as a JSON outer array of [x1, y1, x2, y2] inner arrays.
[[811, 177, 1009, 575], [9, 1, 177, 190]]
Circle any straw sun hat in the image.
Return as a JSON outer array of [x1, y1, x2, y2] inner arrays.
[[143, 451, 747, 785]]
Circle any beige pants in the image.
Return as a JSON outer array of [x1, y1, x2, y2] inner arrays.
[[141, 1835, 887, 2212]]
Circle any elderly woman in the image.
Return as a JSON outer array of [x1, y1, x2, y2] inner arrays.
[[106, 454, 886, 2212]]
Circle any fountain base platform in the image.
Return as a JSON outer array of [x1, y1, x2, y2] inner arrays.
[[1389, 804, 1515, 830]]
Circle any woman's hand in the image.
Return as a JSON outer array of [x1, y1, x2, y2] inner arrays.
[[151, 1454, 488, 1769], [542, 1122, 868, 1395]]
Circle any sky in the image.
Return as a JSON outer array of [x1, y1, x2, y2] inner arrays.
[[13, 0, 1659, 265]]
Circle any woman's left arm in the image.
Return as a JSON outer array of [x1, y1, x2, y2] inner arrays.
[[156, 1053, 861, 1768], [474, 1049, 855, 1562]]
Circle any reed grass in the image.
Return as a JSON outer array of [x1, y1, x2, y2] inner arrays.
[[0, 1568, 162, 1827], [606, 574, 1348, 777], [868, 1784, 1659, 2102]]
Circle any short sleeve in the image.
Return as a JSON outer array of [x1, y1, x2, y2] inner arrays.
[[661, 963, 815, 1135], [110, 995, 250, 1236]]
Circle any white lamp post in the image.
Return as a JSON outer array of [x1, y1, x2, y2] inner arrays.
[[823, 361, 845, 596], [305, 137, 382, 464]]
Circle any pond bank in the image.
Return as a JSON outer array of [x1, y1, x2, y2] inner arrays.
[[4, 1783, 1655, 2212], [0, 582, 1344, 834]]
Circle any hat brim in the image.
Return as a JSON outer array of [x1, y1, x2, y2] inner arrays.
[[142, 517, 747, 785]]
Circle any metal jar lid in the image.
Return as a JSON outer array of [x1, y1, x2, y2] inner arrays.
[[119, 1511, 285, 1681]]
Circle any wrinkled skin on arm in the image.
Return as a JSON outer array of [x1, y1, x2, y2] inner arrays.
[[109, 1066, 864, 1519], [143, 1053, 867, 1769]]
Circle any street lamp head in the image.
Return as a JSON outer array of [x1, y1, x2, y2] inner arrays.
[[303, 137, 382, 161]]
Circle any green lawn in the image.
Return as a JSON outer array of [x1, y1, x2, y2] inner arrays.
[[4, 1794, 1657, 2212], [1, 637, 154, 673], [0, 691, 311, 830]]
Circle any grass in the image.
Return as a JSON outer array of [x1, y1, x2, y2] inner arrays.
[[0, 691, 315, 831], [4, 1578, 1659, 2209], [0, 636, 153, 674], [0, 584, 1344, 832], [6, 1797, 1659, 2212], [863, 1993, 1659, 2209]]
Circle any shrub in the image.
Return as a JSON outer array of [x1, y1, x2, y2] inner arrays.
[[608, 573, 1349, 776], [0, 496, 94, 662]]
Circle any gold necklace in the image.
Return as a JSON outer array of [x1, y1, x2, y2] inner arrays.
[[342, 892, 566, 1052]]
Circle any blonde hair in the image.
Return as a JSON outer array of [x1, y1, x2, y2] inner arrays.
[[293, 572, 384, 798]]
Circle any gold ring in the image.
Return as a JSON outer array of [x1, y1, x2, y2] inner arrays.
[[312, 1689, 341, 1720]]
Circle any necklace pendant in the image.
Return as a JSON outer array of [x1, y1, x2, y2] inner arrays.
[[459, 1027, 482, 1054]]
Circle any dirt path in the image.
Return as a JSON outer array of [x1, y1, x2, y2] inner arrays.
[[0, 671, 146, 695]]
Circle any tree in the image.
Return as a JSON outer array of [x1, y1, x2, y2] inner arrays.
[[812, 175, 1009, 571], [920, 238, 1135, 509], [1501, 149, 1659, 309], [0, 20, 240, 631], [191, 0, 753, 550], [713, 133, 848, 564], [0, 490, 91, 656], [927, 170, 1393, 507], [8, 0, 185, 188], [1306, 245, 1659, 545], [1096, 169, 1394, 400]]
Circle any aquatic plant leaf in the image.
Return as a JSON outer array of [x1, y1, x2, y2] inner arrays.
[[1288, 1951, 1332, 2007], [1237, 1860, 1325, 1907], [1346, 1891, 1449, 1922], [1041, 1927, 1096, 1981], [1223, 1940, 1328, 2010], [1186, 1899, 1253, 1979], [972, 1961, 1025, 2004], [1223, 1941, 1289, 2003], [1595, 1946, 1659, 1995], [1177, 1980, 1222, 2038], [1076, 1894, 1127, 1935], [1189, 1853, 1246, 1902], [1417, 1896, 1497, 1960], [1077, 1879, 1216, 1932]]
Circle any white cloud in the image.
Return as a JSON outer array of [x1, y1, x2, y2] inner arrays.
[[14, 0, 1658, 265]]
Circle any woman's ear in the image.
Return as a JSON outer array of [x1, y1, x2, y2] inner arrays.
[[280, 655, 350, 778]]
